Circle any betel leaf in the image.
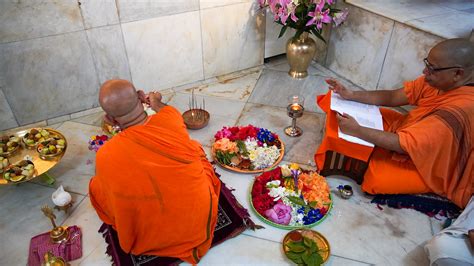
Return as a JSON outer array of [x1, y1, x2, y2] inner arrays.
[[303, 237, 313, 248], [278, 25, 288, 38], [312, 252, 324, 266], [301, 251, 312, 266], [236, 140, 248, 156], [286, 242, 306, 253], [286, 251, 303, 264], [288, 195, 306, 206]]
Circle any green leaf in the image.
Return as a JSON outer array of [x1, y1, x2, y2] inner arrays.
[[310, 28, 326, 44], [294, 29, 304, 40], [288, 196, 306, 206], [301, 251, 312, 266], [286, 251, 303, 264], [312, 252, 324, 266], [286, 242, 306, 253], [278, 25, 288, 38], [236, 140, 248, 156], [303, 237, 313, 248], [309, 201, 318, 208]]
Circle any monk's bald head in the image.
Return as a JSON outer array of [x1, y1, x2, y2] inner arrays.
[[429, 38, 474, 69], [99, 80, 139, 117]]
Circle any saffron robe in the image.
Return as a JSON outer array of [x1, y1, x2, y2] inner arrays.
[[89, 106, 221, 264], [315, 76, 474, 208]]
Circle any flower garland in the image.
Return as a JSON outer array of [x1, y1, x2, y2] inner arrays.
[[251, 164, 331, 226], [213, 125, 282, 170]]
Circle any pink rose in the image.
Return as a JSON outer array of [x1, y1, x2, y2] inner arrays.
[[264, 202, 292, 225]]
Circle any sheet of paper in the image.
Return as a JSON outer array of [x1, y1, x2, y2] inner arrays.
[[330, 91, 383, 147]]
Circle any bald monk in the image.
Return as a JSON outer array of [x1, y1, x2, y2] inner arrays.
[[89, 80, 221, 264], [317, 38, 474, 264]]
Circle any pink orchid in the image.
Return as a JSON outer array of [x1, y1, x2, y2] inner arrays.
[[265, 202, 292, 225], [306, 6, 331, 29], [333, 9, 349, 27]]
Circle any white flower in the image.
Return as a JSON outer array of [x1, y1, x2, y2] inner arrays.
[[281, 165, 291, 177], [266, 180, 281, 188]]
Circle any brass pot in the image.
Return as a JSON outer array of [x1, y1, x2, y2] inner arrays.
[[286, 32, 316, 79]]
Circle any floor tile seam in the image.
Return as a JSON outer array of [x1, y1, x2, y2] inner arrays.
[[26, 181, 88, 197], [174, 90, 250, 103], [60, 195, 87, 226], [375, 20, 395, 90], [405, 9, 468, 23]]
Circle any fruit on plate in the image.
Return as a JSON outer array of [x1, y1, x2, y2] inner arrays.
[[0, 156, 9, 173], [0, 135, 20, 155], [3, 160, 35, 183], [37, 137, 66, 156], [23, 128, 51, 146]]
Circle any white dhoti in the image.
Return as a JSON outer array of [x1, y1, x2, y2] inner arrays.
[[425, 196, 474, 265]]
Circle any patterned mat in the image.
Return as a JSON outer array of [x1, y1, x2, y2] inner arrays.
[[99, 180, 259, 266]]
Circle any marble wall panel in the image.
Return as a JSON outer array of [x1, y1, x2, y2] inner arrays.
[[0, 0, 83, 43], [0, 31, 100, 125], [0, 89, 18, 130], [116, 0, 199, 23], [122, 11, 203, 91], [201, 2, 265, 78], [326, 3, 394, 90], [377, 23, 443, 90], [406, 11, 474, 39], [200, 0, 250, 9], [79, 0, 119, 29], [86, 25, 131, 84], [264, 8, 296, 58]]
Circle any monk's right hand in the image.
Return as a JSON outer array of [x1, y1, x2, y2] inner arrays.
[[326, 78, 353, 100], [148, 91, 166, 112]]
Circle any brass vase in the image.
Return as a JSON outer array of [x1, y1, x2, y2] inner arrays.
[[286, 32, 316, 79]]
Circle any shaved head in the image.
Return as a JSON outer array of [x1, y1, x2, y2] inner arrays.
[[99, 80, 139, 117], [430, 38, 474, 68], [99, 79, 147, 128]]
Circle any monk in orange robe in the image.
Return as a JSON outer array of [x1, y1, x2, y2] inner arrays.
[[315, 38, 474, 209], [89, 80, 221, 264]]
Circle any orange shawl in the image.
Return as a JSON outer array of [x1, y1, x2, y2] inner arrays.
[[89, 106, 220, 264], [393, 76, 474, 208]]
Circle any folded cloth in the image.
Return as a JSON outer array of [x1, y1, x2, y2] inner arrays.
[[28, 225, 82, 266], [99, 179, 260, 266]]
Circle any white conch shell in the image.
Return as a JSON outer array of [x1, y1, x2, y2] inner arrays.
[[52, 185, 72, 207]]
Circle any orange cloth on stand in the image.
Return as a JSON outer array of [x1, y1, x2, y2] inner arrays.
[[315, 77, 474, 208], [89, 106, 221, 264]]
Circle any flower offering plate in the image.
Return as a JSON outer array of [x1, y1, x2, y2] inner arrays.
[[249, 164, 332, 229], [211, 125, 284, 173], [282, 229, 330, 265]]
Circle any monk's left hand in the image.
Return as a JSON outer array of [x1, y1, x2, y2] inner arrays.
[[336, 113, 361, 136]]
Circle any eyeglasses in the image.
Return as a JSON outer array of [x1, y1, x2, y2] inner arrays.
[[423, 58, 462, 74]]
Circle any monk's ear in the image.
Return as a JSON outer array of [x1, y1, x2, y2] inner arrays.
[[137, 90, 147, 104], [104, 114, 118, 126], [454, 68, 465, 80]]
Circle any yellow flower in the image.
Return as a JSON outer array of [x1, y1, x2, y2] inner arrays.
[[289, 163, 300, 170], [249, 151, 257, 161]]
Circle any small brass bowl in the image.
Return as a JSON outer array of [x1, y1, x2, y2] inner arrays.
[[37, 137, 67, 161], [22, 128, 43, 150], [2, 160, 35, 183], [182, 109, 210, 130], [0, 143, 20, 158]]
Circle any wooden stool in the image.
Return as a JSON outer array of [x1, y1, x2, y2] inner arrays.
[[319, 151, 368, 185]]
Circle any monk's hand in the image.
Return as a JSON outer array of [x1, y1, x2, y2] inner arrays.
[[336, 113, 360, 136], [148, 91, 166, 112], [326, 78, 353, 100]]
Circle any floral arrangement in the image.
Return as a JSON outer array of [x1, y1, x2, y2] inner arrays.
[[213, 125, 282, 171], [88, 135, 109, 152], [259, 0, 348, 42], [251, 163, 331, 227]]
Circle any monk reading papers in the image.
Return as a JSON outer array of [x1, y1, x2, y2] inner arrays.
[[315, 38, 473, 209], [89, 80, 221, 264], [315, 38, 474, 265]]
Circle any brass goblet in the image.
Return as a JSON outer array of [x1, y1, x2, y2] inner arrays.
[[284, 95, 305, 137]]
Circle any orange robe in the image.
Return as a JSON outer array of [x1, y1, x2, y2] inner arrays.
[[315, 76, 474, 208], [89, 106, 221, 264]]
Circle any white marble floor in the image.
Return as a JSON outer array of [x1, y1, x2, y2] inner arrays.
[[0, 57, 440, 265]]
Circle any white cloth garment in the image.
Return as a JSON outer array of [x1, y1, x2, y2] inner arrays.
[[425, 196, 474, 265]]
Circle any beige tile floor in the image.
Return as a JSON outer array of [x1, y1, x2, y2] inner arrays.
[[0, 58, 440, 265]]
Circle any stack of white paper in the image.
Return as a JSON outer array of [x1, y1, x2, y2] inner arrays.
[[330, 91, 383, 147]]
